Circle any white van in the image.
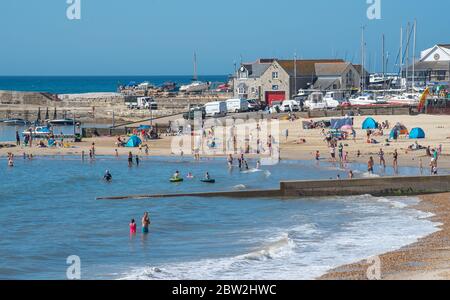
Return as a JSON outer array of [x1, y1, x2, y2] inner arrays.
[[205, 101, 227, 117], [281, 100, 300, 112], [225, 98, 249, 113]]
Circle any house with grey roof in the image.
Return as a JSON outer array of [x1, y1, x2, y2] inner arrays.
[[406, 44, 450, 86], [233, 58, 361, 104]]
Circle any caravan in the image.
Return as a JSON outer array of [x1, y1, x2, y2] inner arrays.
[[225, 99, 249, 113], [205, 101, 227, 117]]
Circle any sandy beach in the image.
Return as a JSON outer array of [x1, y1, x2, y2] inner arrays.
[[1, 113, 449, 169], [1, 113, 449, 280]]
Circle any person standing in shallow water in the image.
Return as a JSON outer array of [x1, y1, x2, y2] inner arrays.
[[15, 131, 20, 146], [128, 152, 133, 167], [135, 155, 140, 166], [142, 212, 150, 234], [129, 219, 137, 235]]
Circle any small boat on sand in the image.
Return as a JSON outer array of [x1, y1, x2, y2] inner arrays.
[[47, 118, 76, 126], [22, 126, 52, 136], [1, 118, 31, 126]]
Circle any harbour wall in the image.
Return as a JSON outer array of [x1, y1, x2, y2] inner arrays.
[[97, 175, 450, 200], [280, 175, 450, 197]]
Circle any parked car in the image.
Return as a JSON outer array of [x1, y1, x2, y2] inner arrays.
[[183, 106, 206, 120], [246, 99, 262, 111], [281, 100, 300, 112]]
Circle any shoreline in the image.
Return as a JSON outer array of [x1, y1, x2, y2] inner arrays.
[[319, 192, 450, 280]]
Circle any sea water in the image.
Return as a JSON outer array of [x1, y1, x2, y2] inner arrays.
[[0, 156, 439, 279], [0, 76, 228, 94]]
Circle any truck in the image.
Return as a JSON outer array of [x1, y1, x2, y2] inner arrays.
[[126, 97, 157, 110]]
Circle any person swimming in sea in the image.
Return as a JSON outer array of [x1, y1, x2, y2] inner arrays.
[[256, 160, 261, 169], [142, 212, 150, 234], [103, 170, 112, 182], [186, 172, 194, 179]]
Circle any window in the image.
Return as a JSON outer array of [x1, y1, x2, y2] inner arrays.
[[272, 85, 279, 90], [239, 72, 248, 79], [272, 72, 279, 79], [238, 87, 246, 94]]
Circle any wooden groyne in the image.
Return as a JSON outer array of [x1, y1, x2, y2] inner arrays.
[[97, 175, 450, 200]]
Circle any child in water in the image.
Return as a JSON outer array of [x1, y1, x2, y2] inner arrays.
[[129, 219, 137, 235], [186, 172, 194, 179]]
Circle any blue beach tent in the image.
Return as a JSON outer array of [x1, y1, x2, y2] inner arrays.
[[126, 135, 142, 147], [362, 117, 378, 129], [331, 117, 353, 129], [409, 128, 426, 139]]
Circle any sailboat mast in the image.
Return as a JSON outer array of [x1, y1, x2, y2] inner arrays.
[[382, 33, 385, 91], [412, 19, 417, 90], [405, 22, 410, 91], [361, 26, 365, 93], [193, 52, 198, 81], [400, 26, 403, 90], [294, 52, 297, 96]]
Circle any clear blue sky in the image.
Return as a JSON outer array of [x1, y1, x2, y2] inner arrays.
[[0, 0, 448, 76]]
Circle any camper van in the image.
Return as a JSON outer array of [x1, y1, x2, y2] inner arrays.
[[226, 98, 249, 113], [205, 101, 227, 117]]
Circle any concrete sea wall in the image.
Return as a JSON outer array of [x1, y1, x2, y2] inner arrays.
[[97, 175, 450, 200]]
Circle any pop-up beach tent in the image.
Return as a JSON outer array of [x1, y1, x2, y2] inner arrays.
[[331, 117, 353, 129], [409, 127, 426, 139], [390, 123, 409, 139], [126, 135, 142, 147], [362, 117, 378, 129]]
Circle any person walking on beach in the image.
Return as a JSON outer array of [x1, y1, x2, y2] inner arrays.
[[348, 170, 354, 179], [338, 143, 344, 161], [15, 131, 20, 146], [351, 128, 356, 142], [142, 212, 150, 234], [378, 148, 386, 169], [128, 152, 133, 167], [330, 146, 336, 162], [129, 219, 137, 235], [393, 149, 399, 171], [28, 128, 33, 147], [115, 149, 119, 157]]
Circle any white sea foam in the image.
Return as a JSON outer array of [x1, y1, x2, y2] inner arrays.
[[232, 184, 247, 190], [118, 195, 439, 280], [240, 168, 263, 174]]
